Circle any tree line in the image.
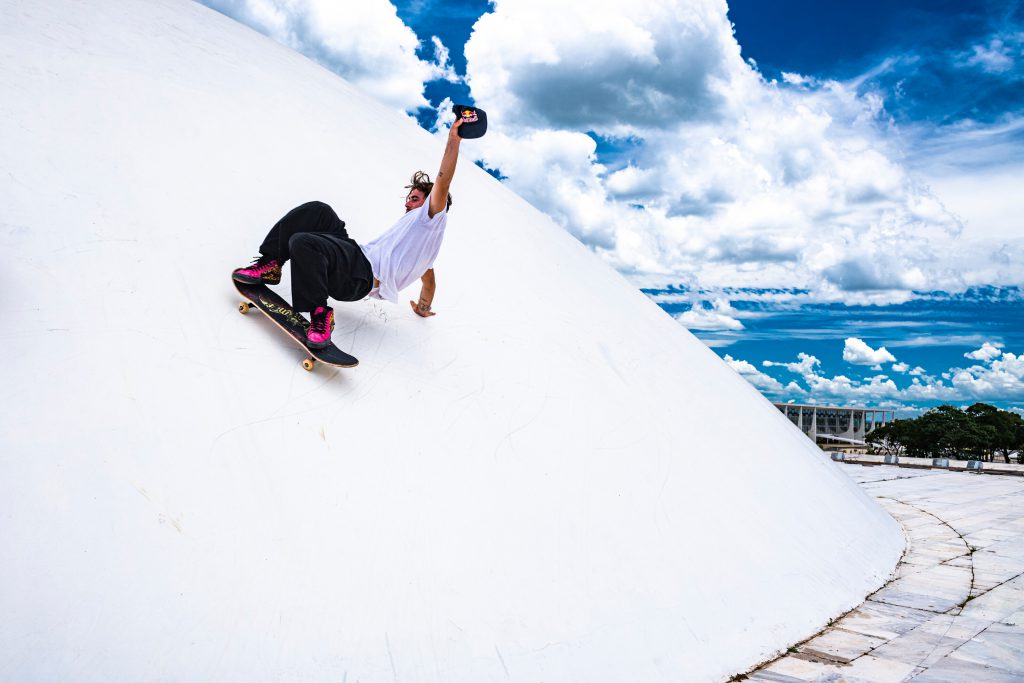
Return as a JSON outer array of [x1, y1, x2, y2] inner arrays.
[[866, 403, 1024, 462]]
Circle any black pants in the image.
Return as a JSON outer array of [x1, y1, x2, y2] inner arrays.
[[259, 201, 374, 312]]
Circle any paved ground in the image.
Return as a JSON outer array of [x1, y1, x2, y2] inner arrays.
[[748, 464, 1024, 682]]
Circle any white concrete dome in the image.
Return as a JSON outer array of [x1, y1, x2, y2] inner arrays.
[[0, 1, 903, 680]]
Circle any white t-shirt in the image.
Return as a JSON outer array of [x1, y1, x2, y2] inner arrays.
[[360, 197, 448, 303]]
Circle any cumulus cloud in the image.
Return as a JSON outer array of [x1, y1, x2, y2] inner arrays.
[[964, 341, 1004, 361], [457, 0, 973, 301], [199, 0, 455, 111], [675, 299, 743, 331], [724, 354, 784, 392], [465, 0, 750, 130], [892, 362, 927, 375], [763, 352, 821, 379], [759, 352, 900, 402], [843, 337, 897, 366], [944, 352, 1024, 399], [740, 347, 1024, 407]]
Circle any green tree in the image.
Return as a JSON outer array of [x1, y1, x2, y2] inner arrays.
[[914, 405, 990, 460], [902, 414, 932, 457], [867, 421, 908, 456], [966, 403, 1024, 463], [865, 405, 1023, 461]]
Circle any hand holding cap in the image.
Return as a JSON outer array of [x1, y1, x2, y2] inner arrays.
[[451, 104, 487, 139]]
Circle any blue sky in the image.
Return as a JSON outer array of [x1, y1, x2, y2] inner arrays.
[[202, 0, 1024, 415], [393, 0, 485, 124], [730, 1, 1024, 129]]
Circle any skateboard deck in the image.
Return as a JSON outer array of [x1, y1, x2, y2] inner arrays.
[[233, 278, 358, 370]]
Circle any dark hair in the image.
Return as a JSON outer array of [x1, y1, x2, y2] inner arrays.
[[406, 170, 453, 212]]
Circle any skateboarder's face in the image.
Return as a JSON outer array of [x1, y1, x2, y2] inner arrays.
[[405, 188, 426, 213]]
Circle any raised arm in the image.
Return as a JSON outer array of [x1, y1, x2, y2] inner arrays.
[[428, 118, 463, 218]]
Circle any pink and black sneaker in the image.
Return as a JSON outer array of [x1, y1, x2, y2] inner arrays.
[[232, 256, 282, 285], [307, 306, 335, 348]]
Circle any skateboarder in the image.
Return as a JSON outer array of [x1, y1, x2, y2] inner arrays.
[[232, 116, 466, 348]]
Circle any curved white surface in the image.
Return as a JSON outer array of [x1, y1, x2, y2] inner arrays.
[[0, 1, 904, 681]]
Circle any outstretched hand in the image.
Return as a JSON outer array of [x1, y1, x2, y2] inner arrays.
[[410, 300, 436, 318]]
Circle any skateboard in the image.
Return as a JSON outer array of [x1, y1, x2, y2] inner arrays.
[[233, 279, 358, 371]]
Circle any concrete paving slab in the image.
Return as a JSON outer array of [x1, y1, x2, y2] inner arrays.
[[948, 622, 1024, 673], [910, 656, 1023, 682], [800, 628, 888, 663], [870, 587, 962, 614], [755, 655, 842, 681], [959, 584, 1024, 622], [999, 609, 1024, 626], [842, 654, 919, 682], [867, 627, 966, 668], [915, 614, 990, 640], [837, 602, 934, 640]]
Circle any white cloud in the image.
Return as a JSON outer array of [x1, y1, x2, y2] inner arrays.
[[606, 165, 661, 199], [958, 36, 1018, 74], [464, 0, 748, 131], [675, 299, 743, 331], [887, 334, 994, 348], [843, 338, 897, 366], [764, 352, 820, 379], [645, 288, 809, 307], [458, 0, 979, 301], [429, 36, 460, 83], [809, 373, 902, 402], [761, 356, 904, 402], [945, 352, 1024, 400], [724, 355, 785, 393], [964, 341, 1004, 361], [701, 338, 739, 349], [742, 347, 1024, 407], [199, 0, 453, 112], [892, 362, 928, 376]]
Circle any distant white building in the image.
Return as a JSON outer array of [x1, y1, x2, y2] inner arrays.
[[775, 403, 895, 445]]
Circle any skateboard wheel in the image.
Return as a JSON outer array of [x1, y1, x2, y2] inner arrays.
[[239, 302, 252, 314], [302, 358, 315, 371]]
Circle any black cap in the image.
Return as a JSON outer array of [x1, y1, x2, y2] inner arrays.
[[452, 104, 487, 139]]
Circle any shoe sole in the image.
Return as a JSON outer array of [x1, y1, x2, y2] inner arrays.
[[232, 271, 280, 285]]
